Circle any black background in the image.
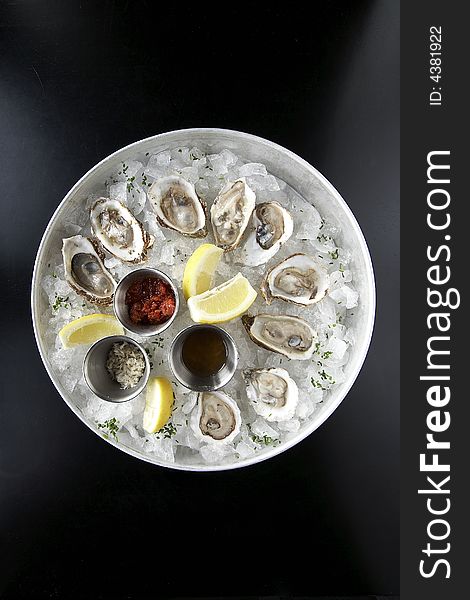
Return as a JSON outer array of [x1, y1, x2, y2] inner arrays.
[[0, 1, 399, 598]]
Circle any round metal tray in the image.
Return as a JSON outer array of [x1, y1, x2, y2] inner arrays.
[[31, 128, 376, 471]]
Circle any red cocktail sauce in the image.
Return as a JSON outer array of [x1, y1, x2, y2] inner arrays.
[[125, 277, 176, 325]]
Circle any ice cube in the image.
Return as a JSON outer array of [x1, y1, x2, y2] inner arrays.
[[127, 184, 147, 215], [200, 443, 234, 464], [220, 149, 238, 166], [239, 162, 268, 177], [207, 154, 228, 176], [329, 286, 359, 309], [235, 440, 256, 459], [250, 418, 279, 439], [247, 174, 280, 192], [109, 182, 127, 203], [155, 150, 171, 166]]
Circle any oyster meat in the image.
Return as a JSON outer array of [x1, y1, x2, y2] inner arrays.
[[90, 198, 153, 263], [62, 235, 116, 305], [243, 367, 299, 422], [191, 390, 241, 444], [261, 253, 329, 306], [210, 179, 255, 251], [242, 201, 293, 266], [242, 313, 316, 360], [148, 175, 207, 237]]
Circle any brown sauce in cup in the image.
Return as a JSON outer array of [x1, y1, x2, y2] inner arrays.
[[181, 328, 227, 377]]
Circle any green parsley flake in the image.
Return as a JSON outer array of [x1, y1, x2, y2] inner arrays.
[[156, 422, 178, 439], [97, 418, 120, 441], [329, 248, 339, 260], [52, 294, 70, 311]]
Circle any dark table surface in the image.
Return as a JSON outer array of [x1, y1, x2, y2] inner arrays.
[[0, 1, 399, 598]]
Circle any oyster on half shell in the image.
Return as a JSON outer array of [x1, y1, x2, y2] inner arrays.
[[261, 253, 329, 306], [242, 313, 317, 360], [148, 175, 207, 237], [191, 390, 241, 444], [242, 201, 293, 266], [62, 235, 116, 305], [210, 179, 255, 251], [243, 367, 299, 422], [90, 198, 154, 263]]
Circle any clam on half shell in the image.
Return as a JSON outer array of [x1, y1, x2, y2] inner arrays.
[[261, 253, 329, 306], [62, 235, 116, 305], [210, 178, 255, 251], [148, 175, 207, 237], [90, 198, 153, 264], [243, 367, 299, 422], [242, 313, 317, 360], [190, 390, 241, 444]]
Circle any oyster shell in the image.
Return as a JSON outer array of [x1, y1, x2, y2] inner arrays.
[[191, 390, 241, 444], [242, 313, 316, 360], [90, 198, 153, 263], [210, 179, 255, 251], [242, 201, 293, 266], [62, 235, 116, 305], [148, 175, 207, 237], [243, 367, 299, 422], [261, 253, 329, 306]]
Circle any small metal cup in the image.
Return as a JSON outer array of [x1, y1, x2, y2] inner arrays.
[[113, 267, 179, 337], [83, 335, 150, 402], [169, 324, 238, 392]]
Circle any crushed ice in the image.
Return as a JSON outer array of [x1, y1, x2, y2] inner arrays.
[[42, 147, 359, 466]]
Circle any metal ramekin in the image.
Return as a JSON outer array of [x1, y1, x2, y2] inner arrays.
[[83, 335, 150, 402], [169, 324, 238, 392], [113, 267, 179, 337]]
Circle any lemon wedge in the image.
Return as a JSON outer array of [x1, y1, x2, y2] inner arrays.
[[182, 243, 224, 299], [59, 314, 124, 349], [187, 272, 257, 323], [143, 377, 174, 433]]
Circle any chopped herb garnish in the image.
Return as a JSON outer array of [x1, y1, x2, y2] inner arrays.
[[250, 433, 279, 446], [157, 421, 177, 439], [329, 248, 339, 260], [151, 337, 165, 349], [311, 378, 327, 391], [126, 175, 135, 193], [248, 424, 280, 447], [52, 294, 70, 311], [97, 418, 120, 441], [319, 369, 335, 383], [321, 351, 333, 360]]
